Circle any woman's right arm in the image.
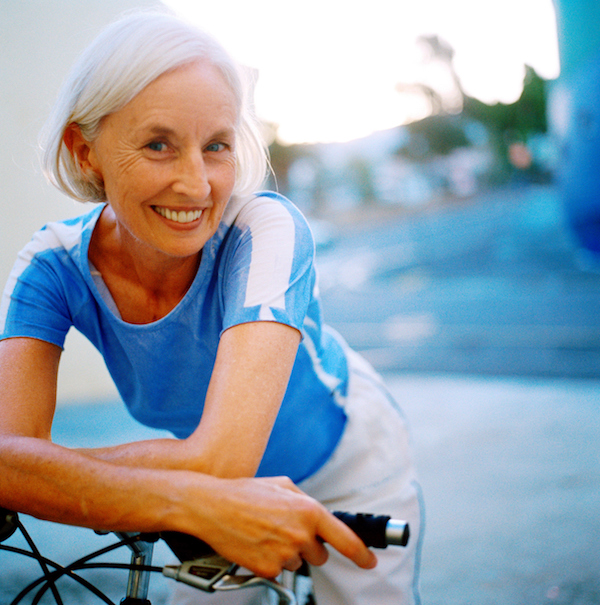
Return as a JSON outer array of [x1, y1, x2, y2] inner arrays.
[[0, 337, 181, 528], [0, 338, 376, 577]]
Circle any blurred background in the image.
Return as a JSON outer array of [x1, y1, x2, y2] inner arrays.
[[1, 1, 600, 603]]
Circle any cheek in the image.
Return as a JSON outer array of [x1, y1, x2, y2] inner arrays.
[[209, 173, 235, 225], [107, 163, 166, 203], [207, 162, 236, 209], [219, 160, 237, 195]]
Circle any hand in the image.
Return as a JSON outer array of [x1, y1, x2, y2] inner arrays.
[[184, 476, 377, 578]]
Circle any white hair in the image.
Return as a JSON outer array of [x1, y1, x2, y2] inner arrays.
[[40, 10, 268, 202]]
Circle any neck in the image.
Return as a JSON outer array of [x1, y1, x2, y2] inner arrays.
[[88, 207, 202, 323]]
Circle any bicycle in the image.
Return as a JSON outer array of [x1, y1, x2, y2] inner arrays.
[[0, 506, 409, 605]]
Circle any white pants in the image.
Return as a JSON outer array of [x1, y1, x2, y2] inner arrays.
[[168, 350, 424, 604]]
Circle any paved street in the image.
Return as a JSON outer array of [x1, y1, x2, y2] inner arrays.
[[387, 373, 600, 605], [318, 184, 600, 379]]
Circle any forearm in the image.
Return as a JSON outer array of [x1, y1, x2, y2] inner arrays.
[[76, 435, 259, 478], [0, 435, 207, 533], [78, 323, 302, 479], [0, 435, 377, 577]]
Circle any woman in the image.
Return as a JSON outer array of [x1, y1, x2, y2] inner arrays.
[[0, 11, 422, 604]]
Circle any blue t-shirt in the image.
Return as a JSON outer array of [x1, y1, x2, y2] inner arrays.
[[0, 192, 348, 482]]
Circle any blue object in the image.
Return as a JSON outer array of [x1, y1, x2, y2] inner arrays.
[[552, 0, 600, 256]]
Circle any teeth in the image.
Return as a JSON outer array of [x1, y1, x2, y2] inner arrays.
[[154, 206, 202, 224]]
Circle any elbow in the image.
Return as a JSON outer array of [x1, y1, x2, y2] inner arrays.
[[180, 442, 260, 478], [187, 456, 260, 479]]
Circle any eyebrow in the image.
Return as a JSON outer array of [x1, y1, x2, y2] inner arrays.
[[146, 125, 178, 138], [145, 124, 236, 137]]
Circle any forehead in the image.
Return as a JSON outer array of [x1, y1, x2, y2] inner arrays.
[[105, 60, 239, 134]]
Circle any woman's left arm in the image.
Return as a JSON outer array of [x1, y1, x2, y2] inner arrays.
[[184, 320, 301, 476], [77, 321, 301, 477]]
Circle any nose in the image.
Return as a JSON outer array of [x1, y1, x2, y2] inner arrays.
[[172, 150, 211, 200]]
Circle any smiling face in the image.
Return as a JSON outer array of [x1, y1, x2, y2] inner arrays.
[[82, 60, 238, 263]]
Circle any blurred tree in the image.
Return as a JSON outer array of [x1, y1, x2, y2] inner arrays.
[[398, 35, 549, 182], [349, 157, 377, 206], [463, 65, 547, 179], [268, 135, 312, 195], [398, 114, 471, 160]]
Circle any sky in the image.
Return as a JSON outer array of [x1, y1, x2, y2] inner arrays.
[[160, 0, 558, 144]]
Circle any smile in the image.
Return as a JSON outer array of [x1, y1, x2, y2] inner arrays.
[[153, 206, 203, 224]]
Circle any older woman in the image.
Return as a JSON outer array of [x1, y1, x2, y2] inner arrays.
[[0, 11, 422, 605]]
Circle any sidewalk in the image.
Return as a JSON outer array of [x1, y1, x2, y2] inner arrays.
[[386, 372, 600, 604]]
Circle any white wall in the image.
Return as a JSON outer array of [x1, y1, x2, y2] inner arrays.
[[1, 0, 165, 403]]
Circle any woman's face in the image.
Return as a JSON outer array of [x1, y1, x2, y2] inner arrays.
[[85, 60, 238, 261]]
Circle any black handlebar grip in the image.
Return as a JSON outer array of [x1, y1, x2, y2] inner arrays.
[[160, 531, 216, 561], [333, 511, 409, 548], [159, 510, 410, 562]]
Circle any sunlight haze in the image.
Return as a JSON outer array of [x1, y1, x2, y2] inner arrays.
[[165, 0, 560, 144]]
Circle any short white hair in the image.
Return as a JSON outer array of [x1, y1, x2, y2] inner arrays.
[[40, 10, 268, 202]]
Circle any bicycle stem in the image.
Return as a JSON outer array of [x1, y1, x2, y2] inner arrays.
[[118, 533, 155, 605]]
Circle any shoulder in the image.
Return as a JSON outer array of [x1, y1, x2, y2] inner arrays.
[[20, 205, 103, 264], [224, 192, 313, 246], [11, 207, 102, 288], [0, 207, 103, 341]]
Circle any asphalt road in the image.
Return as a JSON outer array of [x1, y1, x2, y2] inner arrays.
[[387, 373, 600, 605], [317, 184, 600, 379]]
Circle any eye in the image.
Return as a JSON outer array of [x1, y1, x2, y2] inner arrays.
[[205, 142, 227, 153], [146, 141, 167, 152]]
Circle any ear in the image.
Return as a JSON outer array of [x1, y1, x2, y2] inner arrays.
[[63, 123, 97, 176]]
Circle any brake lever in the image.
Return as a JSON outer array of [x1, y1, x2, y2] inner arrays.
[[163, 554, 296, 603], [162, 552, 237, 592], [212, 572, 296, 604]]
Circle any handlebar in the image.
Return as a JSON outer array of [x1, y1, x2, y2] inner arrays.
[[159, 511, 409, 564], [160, 512, 409, 602], [1, 506, 409, 558], [332, 511, 409, 548], [0, 507, 409, 605]]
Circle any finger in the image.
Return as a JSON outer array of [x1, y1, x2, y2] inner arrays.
[[264, 476, 305, 494], [317, 512, 378, 569], [300, 538, 329, 567], [283, 555, 303, 572]]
